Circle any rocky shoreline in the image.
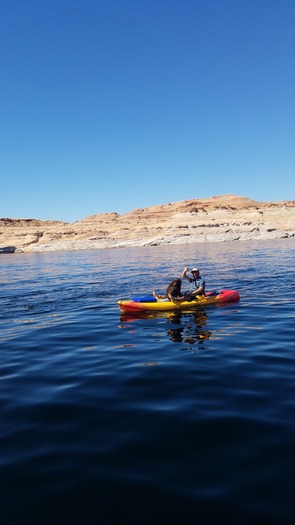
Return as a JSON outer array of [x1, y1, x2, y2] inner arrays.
[[1, 195, 294, 253]]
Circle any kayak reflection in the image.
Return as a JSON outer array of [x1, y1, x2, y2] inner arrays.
[[120, 308, 212, 346]]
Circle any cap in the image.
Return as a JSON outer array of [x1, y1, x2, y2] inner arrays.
[[191, 268, 199, 272]]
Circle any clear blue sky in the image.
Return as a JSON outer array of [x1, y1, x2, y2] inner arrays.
[[1, 0, 294, 222]]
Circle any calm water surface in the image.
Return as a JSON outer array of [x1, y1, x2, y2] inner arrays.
[[0, 240, 294, 525]]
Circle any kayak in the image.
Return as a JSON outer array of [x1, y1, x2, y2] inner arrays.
[[118, 290, 240, 313], [118, 289, 240, 313]]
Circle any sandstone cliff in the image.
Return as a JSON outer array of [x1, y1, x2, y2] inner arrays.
[[1, 195, 294, 253]]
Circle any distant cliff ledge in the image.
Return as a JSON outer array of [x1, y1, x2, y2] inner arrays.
[[1, 195, 294, 253]]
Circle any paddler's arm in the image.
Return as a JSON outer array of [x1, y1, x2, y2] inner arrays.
[[182, 266, 192, 283]]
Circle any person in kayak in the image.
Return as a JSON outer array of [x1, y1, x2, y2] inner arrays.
[[153, 278, 182, 302], [169, 267, 205, 302]]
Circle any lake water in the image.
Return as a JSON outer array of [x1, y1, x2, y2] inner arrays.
[[0, 239, 294, 525]]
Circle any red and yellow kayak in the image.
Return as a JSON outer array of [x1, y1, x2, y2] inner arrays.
[[118, 289, 240, 313]]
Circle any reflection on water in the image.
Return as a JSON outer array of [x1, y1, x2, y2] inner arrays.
[[167, 309, 212, 345], [120, 308, 212, 346]]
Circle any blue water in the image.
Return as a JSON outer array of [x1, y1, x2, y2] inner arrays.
[[0, 240, 294, 525]]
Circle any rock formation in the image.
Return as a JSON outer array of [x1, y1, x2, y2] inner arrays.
[[0, 195, 294, 253]]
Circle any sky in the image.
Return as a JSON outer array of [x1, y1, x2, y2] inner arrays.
[[1, 0, 295, 222]]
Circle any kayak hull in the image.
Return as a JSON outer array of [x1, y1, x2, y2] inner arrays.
[[118, 289, 240, 313]]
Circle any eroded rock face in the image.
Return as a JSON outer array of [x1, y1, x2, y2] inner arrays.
[[1, 195, 294, 252]]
